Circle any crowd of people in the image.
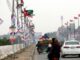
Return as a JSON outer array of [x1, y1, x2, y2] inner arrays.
[[36, 38, 61, 60]]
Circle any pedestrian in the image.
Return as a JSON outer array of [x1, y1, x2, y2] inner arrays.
[[46, 42, 52, 53], [36, 41, 42, 54], [48, 38, 61, 60]]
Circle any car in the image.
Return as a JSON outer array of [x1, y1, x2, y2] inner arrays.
[[61, 39, 80, 57]]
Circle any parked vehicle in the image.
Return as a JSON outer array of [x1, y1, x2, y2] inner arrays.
[[61, 39, 80, 57]]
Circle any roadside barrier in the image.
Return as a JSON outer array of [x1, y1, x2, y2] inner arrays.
[[0, 44, 24, 60]]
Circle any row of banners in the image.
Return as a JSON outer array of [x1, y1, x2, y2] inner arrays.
[[9, 0, 34, 43]]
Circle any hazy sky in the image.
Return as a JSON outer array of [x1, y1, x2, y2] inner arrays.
[[0, 0, 80, 35]]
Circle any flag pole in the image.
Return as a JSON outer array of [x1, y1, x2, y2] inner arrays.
[[67, 22, 68, 40], [65, 22, 68, 40], [20, 1, 23, 52], [77, 17, 79, 28], [61, 16, 64, 40], [61, 16, 63, 34], [9, 0, 16, 59], [73, 20, 75, 39], [17, 0, 21, 52], [61, 16, 63, 27]]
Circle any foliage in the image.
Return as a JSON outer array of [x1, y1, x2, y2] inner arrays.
[[0, 37, 11, 46]]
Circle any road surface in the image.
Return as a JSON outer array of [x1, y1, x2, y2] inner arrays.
[[34, 50, 80, 60]]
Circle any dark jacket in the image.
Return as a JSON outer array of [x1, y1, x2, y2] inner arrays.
[[48, 44, 61, 60], [50, 45, 60, 58]]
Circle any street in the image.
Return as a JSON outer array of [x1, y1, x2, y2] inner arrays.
[[34, 50, 80, 60]]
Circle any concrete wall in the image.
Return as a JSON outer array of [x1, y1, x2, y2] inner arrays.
[[0, 44, 25, 59]]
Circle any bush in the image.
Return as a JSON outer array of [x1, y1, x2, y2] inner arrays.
[[0, 38, 11, 46]]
